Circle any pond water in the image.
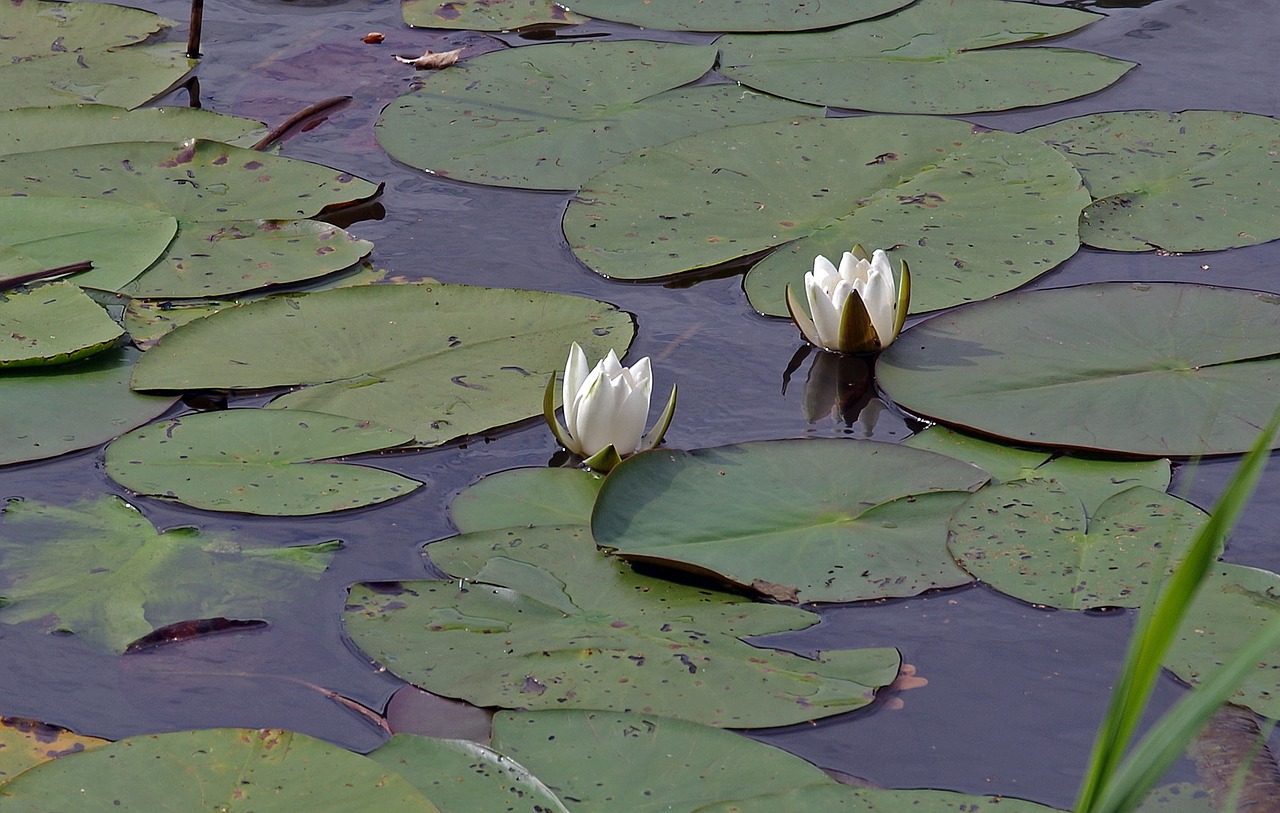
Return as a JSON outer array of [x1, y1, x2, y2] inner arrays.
[[2, 0, 1280, 808]]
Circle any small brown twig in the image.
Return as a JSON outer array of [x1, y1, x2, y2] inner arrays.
[[0, 261, 93, 292], [187, 0, 204, 58], [251, 96, 353, 151]]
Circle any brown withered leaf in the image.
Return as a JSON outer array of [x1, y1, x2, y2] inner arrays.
[[395, 48, 463, 70]]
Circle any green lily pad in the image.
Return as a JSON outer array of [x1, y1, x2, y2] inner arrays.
[[0, 139, 380, 222], [120, 264, 390, 350], [1031, 110, 1280, 252], [130, 282, 635, 446], [565, 115, 1089, 315], [488, 710, 834, 812], [0, 105, 268, 156], [0, 496, 338, 652], [877, 283, 1280, 456], [559, 0, 913, 32], [718, 0, 1134, 114], [0, 0, 193, 111], [0, 281, 123, 368], [0, 196, 177, 292], [591, 439, 989, 603], [905, 426, 1172, 516], [117, 219, 373, 299], [1165, 563, 1280, 720], [450, 467, 603, 533], [403, 0, 583, 31], [948, 480, 1208, 610], [377, 41, 818, 191], [345, 523, 902, 728], [105, 409, 422, 516], [0, 728, 441, 811], [0, 347, 177, 465], [368, 735, 569, 813], [696, 785, 1061, 812]]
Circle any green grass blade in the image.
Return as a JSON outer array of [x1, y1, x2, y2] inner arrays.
[[1075, 408, 1280, 812]]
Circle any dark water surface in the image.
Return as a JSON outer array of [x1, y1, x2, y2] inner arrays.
[[3, 0, 1280, 807]]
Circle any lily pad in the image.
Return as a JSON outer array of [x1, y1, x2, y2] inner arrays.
[[345, 523, 902, 727], [117, 218, 373, 299], [718, 0, 1134, 114], [403, 0, 583, 31], [0, 105, 268, 156], [488, 710, 834, 812], [948, 480, 1208, 610], [565, 115, 1089, 315], [0, 347, 177, 465], [1031, 110, 1280, 252], [0, 0, 193, 111], [0, 718, 108, 785], [905, 426, 1172, 516], [0, 139, 380, 222], [0, 728, 441, 811], [450, 467, 603, 533], [0, 196, 177, 292], [130, 282, 635, 446], [0, 496, 338, 652], [120, 264, 390, 349], [696, 785, 1061, 812], [1165, 563, 1280, 720], [591, 439, 989, 603], [377, 41, 819, 191], [559, 0, 913, 32], [105, 409, 422, 516], [368, 735, 569, 813], [877, 283, 1280, 456], [0, 281, 123, 368]]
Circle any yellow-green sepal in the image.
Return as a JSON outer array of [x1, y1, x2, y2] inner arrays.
[[785, 283, 825, 349], [581, 444, 624, 473], [642, 383, 678, 450], [542, 373, 574, 450], [892, 258, 912, 340]]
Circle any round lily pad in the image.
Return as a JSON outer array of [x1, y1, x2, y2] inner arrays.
[[403, 0, 583, 31], [118, 219, 373, 299], [105, 409, 422, 516], [948, 480, 1208, 610], [488, 710, 834, 812], [377, 41, 818, 191], [449, 467, 603, 533], [718, 0, 1133, 114], [697, 785, 1061, 812], [0, 281, 123, 368], [0, 196, 177, 292], [0, 105, 268, 156], [1031, 110, 1280, 252], [565, 114, 1088, 315], [1165, 563, 1280, 720], [0, 728, 440, 811], [877, 283, 1280, 456], [0, 347, 177, 466], [345, 523, 902, 728], [591, 439, 989, 603], [559, 0, 913, 32], [0, 0, 192, 111], [130, 282, 635, 446]]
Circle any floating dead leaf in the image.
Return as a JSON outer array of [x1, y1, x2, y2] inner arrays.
[[396, 48, 462, 70], [881, 663, 928, 711], [363, 32, 385, 44], [751, 578, 799, 603]]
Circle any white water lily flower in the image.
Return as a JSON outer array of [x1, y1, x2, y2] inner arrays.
[[785, 245, 911, 355], [544, 343, 677, 472]]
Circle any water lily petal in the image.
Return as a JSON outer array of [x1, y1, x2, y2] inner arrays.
[[562, 342, 591, 433]]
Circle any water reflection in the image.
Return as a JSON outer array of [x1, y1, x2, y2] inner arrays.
[[781, 347, 908, 437]]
